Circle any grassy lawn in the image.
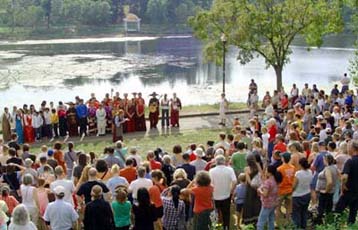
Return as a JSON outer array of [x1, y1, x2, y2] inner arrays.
[[30, 128, 229, 157]]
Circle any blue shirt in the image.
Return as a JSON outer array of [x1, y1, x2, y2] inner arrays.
[[235, 183, 246, 204], [76, 104, 88, 118], [312, 151, 327, 188], [106, 176, 129, 197]]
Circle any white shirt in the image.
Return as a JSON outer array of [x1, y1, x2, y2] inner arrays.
[[96, 108, 106, 122], [50, 179, 75, 206], [214, 141, 230, 150], [128, 178, 153, 199], [32, 115, 43, 128], [190, 159, 207, 172], [20, 185, 36, 208], [209, 165, 237, 200], [262, 133, 270, 150], [9, 222, 37, 230], [44, 111, 51, 125], [128, 154, 142, 167], [44, 199, 79, 230], [37, 151, 48, 162], [292, 170, 313, 197]]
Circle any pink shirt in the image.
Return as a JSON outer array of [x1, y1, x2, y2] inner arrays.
[[259, 177, 278, 208]]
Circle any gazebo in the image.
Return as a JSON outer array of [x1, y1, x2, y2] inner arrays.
[[123, 13, 141, 32]]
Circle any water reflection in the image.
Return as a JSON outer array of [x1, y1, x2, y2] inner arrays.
[[0, 36, 355, 111]]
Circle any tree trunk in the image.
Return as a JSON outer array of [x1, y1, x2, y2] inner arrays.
[[273, 65, 283, 91]]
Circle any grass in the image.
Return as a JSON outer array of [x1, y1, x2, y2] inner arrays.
[[30, 128, 228, 157]]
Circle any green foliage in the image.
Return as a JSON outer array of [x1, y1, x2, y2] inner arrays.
[[189, 0, 344, 89], [146, 0, 168, 24], [81, 0, 111, 25]]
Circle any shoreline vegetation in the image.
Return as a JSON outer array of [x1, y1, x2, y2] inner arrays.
[[0, 24, 357, 47]]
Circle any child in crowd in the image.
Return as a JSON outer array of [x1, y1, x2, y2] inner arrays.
[[261, 127, 270, 154], [234, 173, 247, 229], [112, 188, 132, 230]]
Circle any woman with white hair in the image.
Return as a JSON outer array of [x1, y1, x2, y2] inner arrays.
[[9, 204, 36, 230], [20, 174, 40, 226]]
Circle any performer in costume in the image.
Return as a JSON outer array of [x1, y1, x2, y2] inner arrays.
[[148, 92, 160, 129], [160, 94, 170, 128], [66, 102, 78, 137], [87, 101, 97, 135], [219, 93, 229, 126], [135, 92, 146, 131], [1, 107, 12, 142], [104, 102, 113, 134], [15, 110, 24, 144], [96, 103, 107, 136], [113, 110, 127, 142], [76, 99, 88, 137], [170, 93, 182, 127], [125, 99, 136, 133], [24, 111, 35, 143]]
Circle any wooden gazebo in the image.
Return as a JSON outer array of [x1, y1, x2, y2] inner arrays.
[[123, 13, 141, 32]]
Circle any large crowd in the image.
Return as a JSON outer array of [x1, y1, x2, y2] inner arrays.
[[0, 73, 358, 230]]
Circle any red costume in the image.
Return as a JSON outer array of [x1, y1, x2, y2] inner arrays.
[[170, 97, 182, 127], [24, 114, 35, 143], [136, 98, 146, 131]]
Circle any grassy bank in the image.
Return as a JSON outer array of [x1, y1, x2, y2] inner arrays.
[[0, 24, 191, 41]]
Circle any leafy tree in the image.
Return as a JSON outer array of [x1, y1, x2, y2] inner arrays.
[[347, 0, 358, 86], [82, 0, 110, 25], [189, 0, 344, 90], [175, 0, 196, 24], [146, 0, 168, 24]]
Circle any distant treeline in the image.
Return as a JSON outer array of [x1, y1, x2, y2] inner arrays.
[[0, 0, 213, 29]]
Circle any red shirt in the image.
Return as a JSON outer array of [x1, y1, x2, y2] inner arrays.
[[189, 153, 197, 162], [274, 141, 287, 153], [120, 167, 137, 184], [281, 97, 288, 109], [268, 125, 277, 142], [191, 186, 214, 213], [150, 160, 162, 170]]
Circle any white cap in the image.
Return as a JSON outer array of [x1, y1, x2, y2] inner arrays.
[[54, 185, 65, 195], [316, 115, 324, 120]]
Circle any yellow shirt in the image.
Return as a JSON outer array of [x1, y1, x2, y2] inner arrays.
[[50, 113, 59, 124]]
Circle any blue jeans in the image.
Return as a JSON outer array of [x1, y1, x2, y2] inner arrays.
[[257, 206, 275, 230], [292, 193, 311, 229]]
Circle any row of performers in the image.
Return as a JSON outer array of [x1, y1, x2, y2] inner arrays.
[[2, 92, 182, 144]]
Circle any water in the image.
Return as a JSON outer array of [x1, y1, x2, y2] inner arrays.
[[0, 35, 355, 110]]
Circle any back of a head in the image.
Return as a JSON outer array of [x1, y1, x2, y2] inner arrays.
[[182, 153, 190, 161], [137, 187, 150, 207], [91, 185, 103, 199], [54, 165, 64, 177], [125, 158, 133, 166], [111, 164, 120, 175], [236, 142, 246, 151], [195, 171, 211, 187], [23, 174, 33, 186], [215, 155, 226, 166], [137, 167, 146, 178], [115, 141, 122, 149], [88, 167, 97, 178], [95, 159, 108, 173], [12, 204, 30, 226]]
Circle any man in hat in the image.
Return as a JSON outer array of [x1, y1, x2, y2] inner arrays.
[[149, 92, 160, 129], [190, 148, 207, 172], [44, 185, 79, 230], [83, 185, 115, 230]]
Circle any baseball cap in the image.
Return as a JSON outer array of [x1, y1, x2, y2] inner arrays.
[[54, 185, 65, 195], [47, 149, 54, 156]]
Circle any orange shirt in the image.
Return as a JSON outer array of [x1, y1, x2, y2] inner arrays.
[[0, 195, 19, 214], [120, 167, 137, 184], [277, 163, 295, 195], [149, 184, 166, 208], [54, 150, 66, 174], [191, 186, 214, 214]]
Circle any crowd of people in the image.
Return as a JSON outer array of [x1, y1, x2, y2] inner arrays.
[[1, 91, 182, 145], [1, 73, 358, 230]]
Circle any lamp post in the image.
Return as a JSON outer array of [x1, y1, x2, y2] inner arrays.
[[221, 33, 227, 95]]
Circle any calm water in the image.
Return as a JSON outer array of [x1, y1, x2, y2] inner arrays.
[[0, 35, 355, 110]]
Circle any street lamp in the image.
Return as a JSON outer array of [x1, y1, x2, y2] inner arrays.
[[221, 33, 227, 95]]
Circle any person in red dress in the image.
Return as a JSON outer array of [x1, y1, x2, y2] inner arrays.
[[170, 93, 182, 127], [136, 92, 146, 131], [24, 112, 35, 143], [125, 99, 136, 133]]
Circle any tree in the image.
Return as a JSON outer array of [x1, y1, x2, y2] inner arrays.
[[189, 0, 344, 90], [146, 0, 168, 24], [347, 0, 358, 86]]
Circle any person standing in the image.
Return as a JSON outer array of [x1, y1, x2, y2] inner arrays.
[[64, 142, 77, 179], [219, 93, 229, 126], [209, 155, 237, 230], [50, 166, 75, 206], [335, 140, 358, 224], [113, 110, 127, 143], [161, 185, 186, 230], [161, 94, 170, 128], [57, 101, 67, 137], [341, 73, 350, 94], [44, 185, 79, 230], [135, 92, 146, 131], [20, 174, 40, 226], [1, 107, 12, 142], [83, 185, 115, 230], [170, 93, 182, 127], [149, 92, 160, 129], [24, 111, 35, 143], [14, 110, 24, 147], [76, 99, 88, 138], [50, 108, 59, 138], [66, 102, 78, 137]]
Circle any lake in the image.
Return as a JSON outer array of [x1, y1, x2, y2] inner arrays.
[[0, 35, 355, 110]]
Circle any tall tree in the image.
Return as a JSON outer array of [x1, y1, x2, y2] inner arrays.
[[189, 0, 344, 90]]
